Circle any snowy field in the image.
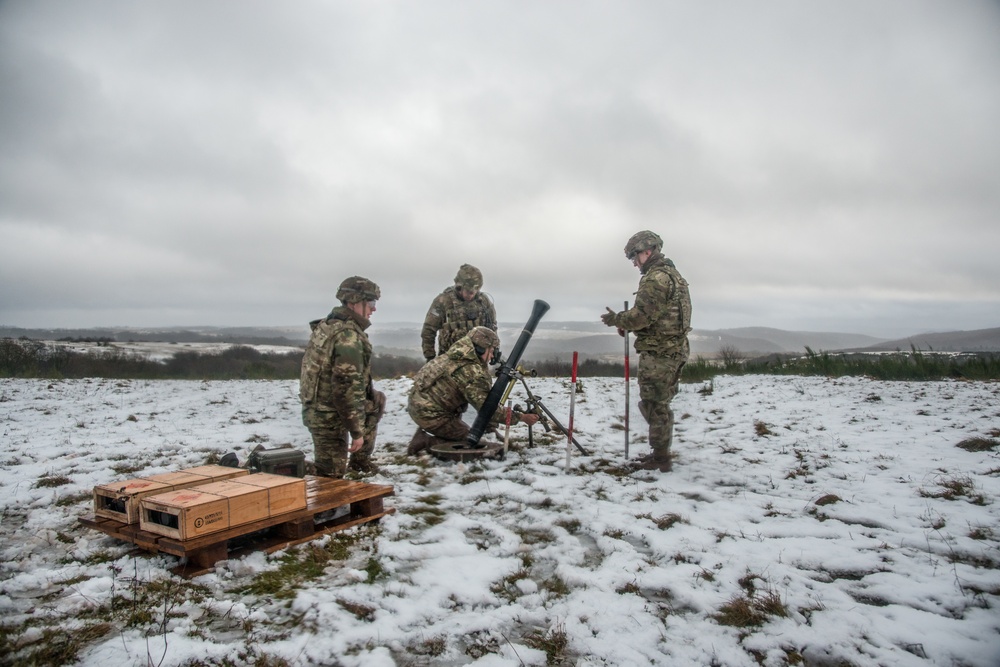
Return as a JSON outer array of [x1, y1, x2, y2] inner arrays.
[[1, 375, 999, 666]]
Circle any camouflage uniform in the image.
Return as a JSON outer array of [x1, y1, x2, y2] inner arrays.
[[300, 277, 384, 477], [421, 264, 497, 360], [407, 328, 525, 445], [604, 233, 692, 466]]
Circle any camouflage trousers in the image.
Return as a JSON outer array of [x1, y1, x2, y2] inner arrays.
[[302, 404, 381, 478], [637, 343, 688, 460], [409, 403, 470, 442]]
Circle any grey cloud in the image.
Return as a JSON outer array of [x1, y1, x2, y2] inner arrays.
[[1, 0, 998, 335]]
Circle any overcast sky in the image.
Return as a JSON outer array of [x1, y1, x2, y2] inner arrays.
[[2, 1, 998, 338]]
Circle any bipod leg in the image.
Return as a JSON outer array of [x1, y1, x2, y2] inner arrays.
[[535, 398, 590, 456]]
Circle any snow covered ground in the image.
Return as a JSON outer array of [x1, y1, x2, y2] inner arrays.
[[1, 375, 998, 666]]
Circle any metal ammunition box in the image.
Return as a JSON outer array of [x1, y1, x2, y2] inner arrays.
[[248, 447, 306, 478]]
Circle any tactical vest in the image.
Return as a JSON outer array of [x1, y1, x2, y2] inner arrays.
[[633, 258, 692, 355], [299, 314, 371, 408], [437, 288, 496, 355], [663, 264, 692, 338]]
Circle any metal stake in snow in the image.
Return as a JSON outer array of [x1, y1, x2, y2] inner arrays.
[[624, 300, 631, 460], [566, 351, 578, 471]]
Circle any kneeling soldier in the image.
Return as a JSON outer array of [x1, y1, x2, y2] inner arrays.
[[300, 276, 386, 477], [406, 326, 538, 453]]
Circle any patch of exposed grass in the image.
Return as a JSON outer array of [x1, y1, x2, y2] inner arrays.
[[695, 568, 716, 583], [714, 589, 788, 628], [55, 490, 91, 507], [524, 622, 570, 665], [814, 494, 842, 506], [35, 475, 72, 488], [490, 567, 531, 602], [364, 556, 386, 583], [110, 461, 145, 475], [336, 598, 376, 621], [637, 512, 685, 530], [554, 518, 581, 534], [517, 527, 556, 545], [616, 581, 641, 595], [10, 622, 113, 666], [957, 437, 999, 452], [240, 532, 363, 598], [968, 524, 995, 541], [464, 632, 501, 660], [753, 420, 775, 437], [919, 474, 988, 505], [541, 574, 571, 598], [408, 635, 448, 657]]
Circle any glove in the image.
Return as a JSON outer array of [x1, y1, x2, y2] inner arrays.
[[601, 307, 617, 327]]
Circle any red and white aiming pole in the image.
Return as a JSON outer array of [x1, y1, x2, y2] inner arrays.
[[502, 399, 513, 457], [566, 351, 578, 471], [624, 300, 630, 460]]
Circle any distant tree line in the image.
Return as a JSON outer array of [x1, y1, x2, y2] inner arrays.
[[0, 338, 422, 381], [2, 338, 998, 382]]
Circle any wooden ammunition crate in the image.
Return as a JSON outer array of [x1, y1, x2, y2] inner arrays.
[[81, 476, 394, 576], [93, 465, 248, 524], [236, 472, 307, 514], [139, 473, 306, 540]]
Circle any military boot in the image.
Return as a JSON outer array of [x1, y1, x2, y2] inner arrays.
[[407, 429, 436, 455], [633, 451, 672, 472], [317, 458, 348, 479], [349, 455, 379, 475]]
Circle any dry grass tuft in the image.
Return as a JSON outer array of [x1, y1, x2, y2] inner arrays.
[[956, 437, 999, 452]]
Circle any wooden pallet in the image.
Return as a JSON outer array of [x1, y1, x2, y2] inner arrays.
[[79, 476, 394, 577]]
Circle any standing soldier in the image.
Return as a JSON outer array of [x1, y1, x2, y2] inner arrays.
[[300, 276, 386, 477], [421, 264, 498, 361], [406, 326, 538, 454], [602, 231, 691, 472]]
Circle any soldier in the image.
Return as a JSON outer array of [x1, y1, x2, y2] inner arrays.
[[300, 276, 387, 477], [421, 264, 498, 361], [601, 231, 692, 472], [406, 326, 538, 454]]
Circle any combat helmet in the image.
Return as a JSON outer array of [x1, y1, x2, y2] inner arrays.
[[336, 276, 381, 304], [624, 230, 663, 259], [454, 264, 484, 291], [469, 326, 500, 354]]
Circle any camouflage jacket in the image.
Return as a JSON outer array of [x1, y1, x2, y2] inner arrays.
[[299, 306, 374, 438], [420, 287, 497, 360], [614, 252, 692, 355], [407, 335, 518, 429]]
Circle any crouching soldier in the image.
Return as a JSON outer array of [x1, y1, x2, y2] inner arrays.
[[300, 276, 386, 477], [406, 326, 538, 454]]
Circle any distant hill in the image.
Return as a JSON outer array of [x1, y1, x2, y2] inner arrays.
[[4, 323, 998, 361], [375, 323, 892, 361], [855, 327, 1000, 353], [704, 327, 888, 356]]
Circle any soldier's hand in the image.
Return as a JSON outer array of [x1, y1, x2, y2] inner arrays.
[[349, 437, 364, 453], [601, 307, 617, 327], [520, 413, 540, 426]]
